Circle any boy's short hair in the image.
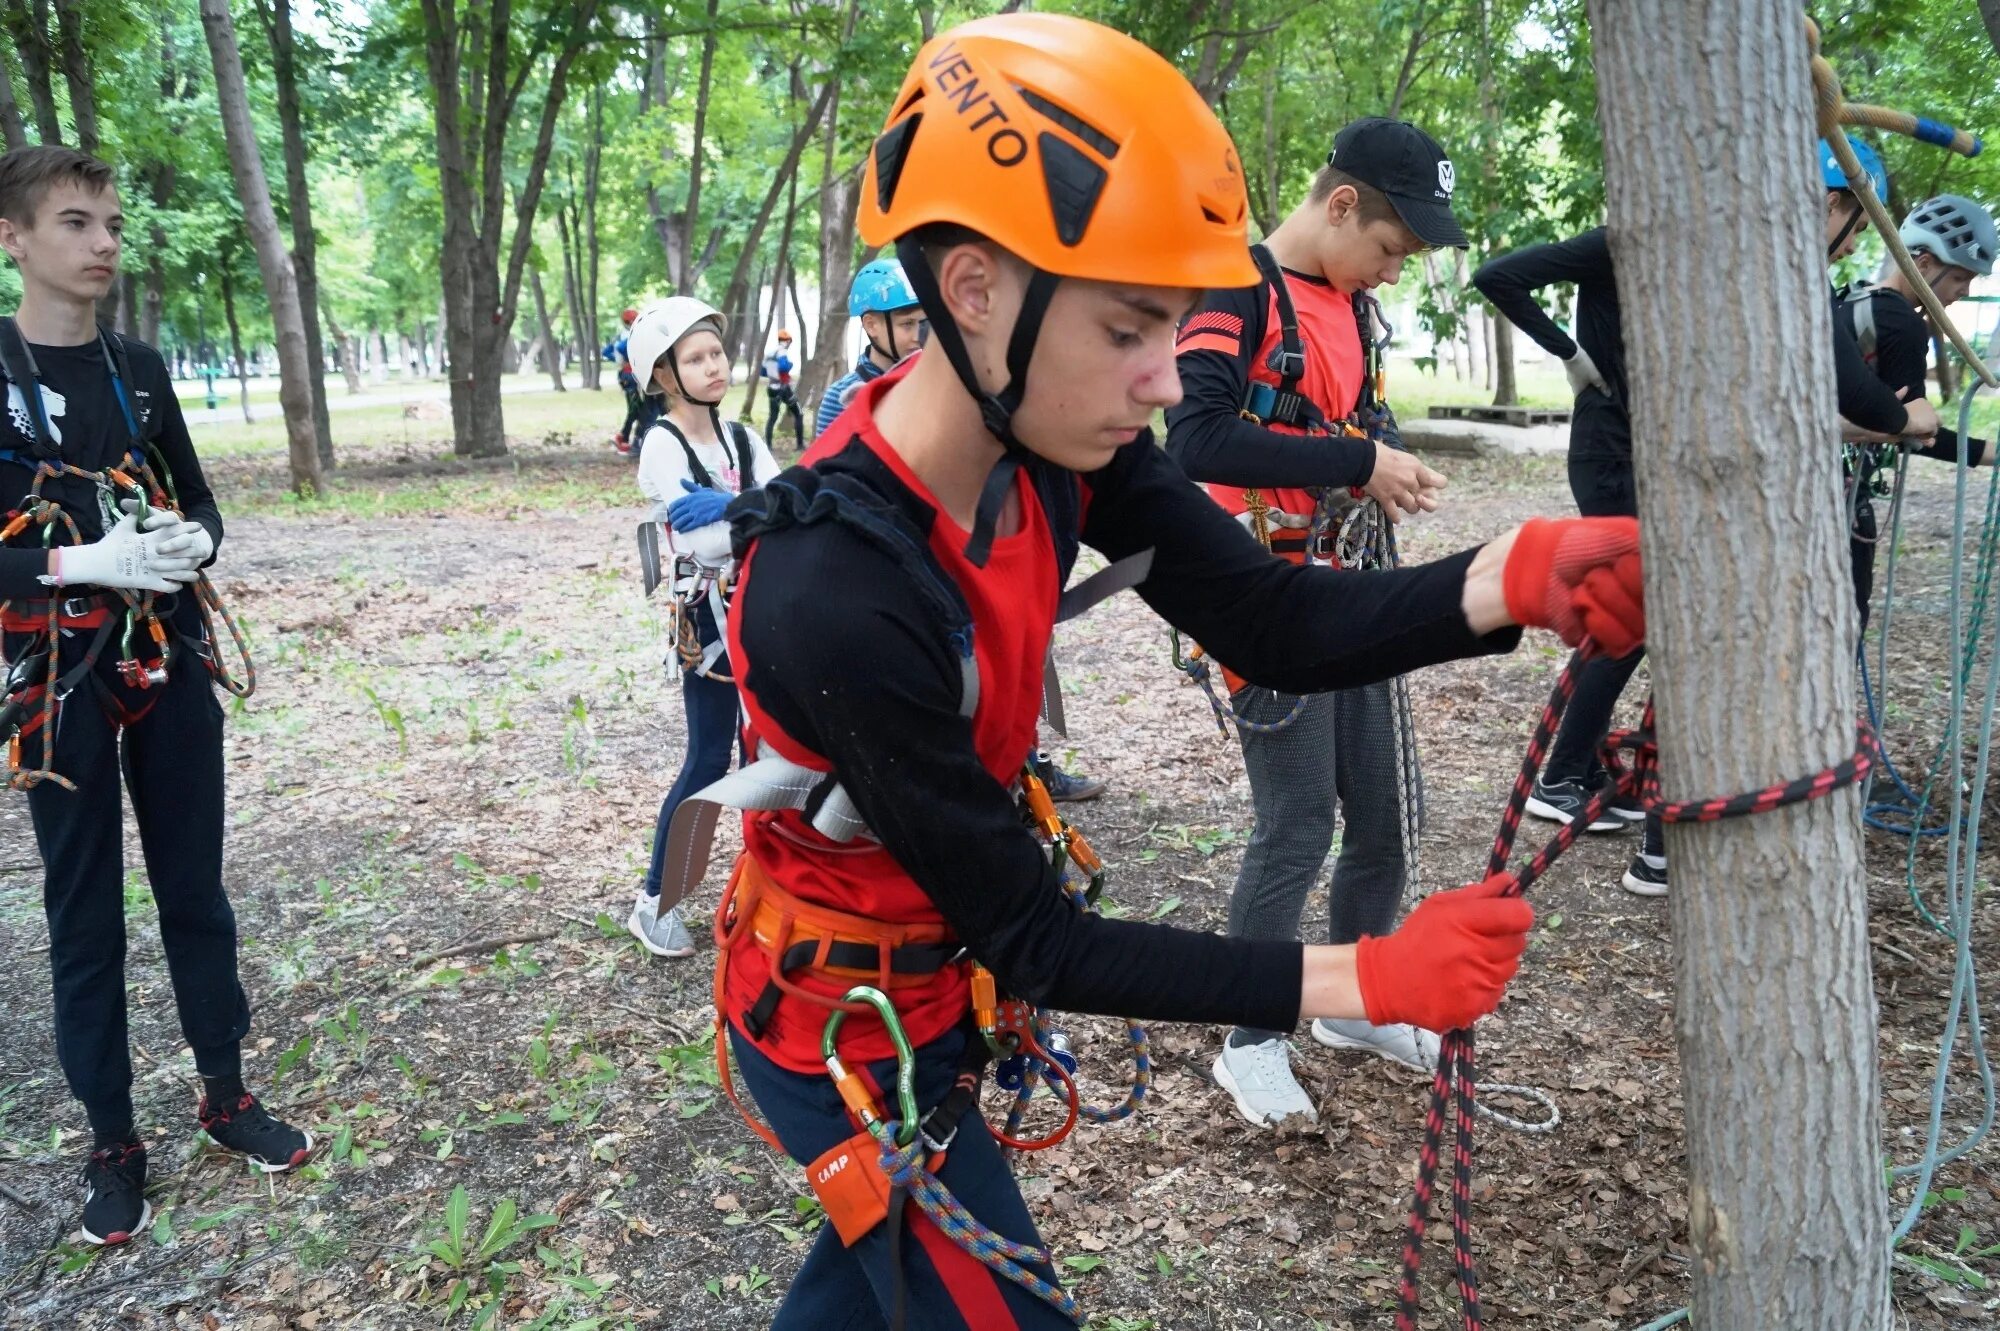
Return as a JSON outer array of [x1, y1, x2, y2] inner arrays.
[[1308, 165, 1403, 227], [0, 145, 116, 228]]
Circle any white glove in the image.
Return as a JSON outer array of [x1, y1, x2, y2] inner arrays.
[[1563, 346, 1610, 398], [138, 508, 215, 563], [44, 511, 201, 592]]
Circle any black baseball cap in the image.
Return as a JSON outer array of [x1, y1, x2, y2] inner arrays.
[[1328, 117, 1468, 249]]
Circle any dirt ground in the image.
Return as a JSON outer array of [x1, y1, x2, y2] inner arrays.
[[0, 424, 1995, 1331]]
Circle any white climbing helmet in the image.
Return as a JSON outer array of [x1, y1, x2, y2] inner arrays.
[[1900, 195, 1998, 277], [627, 297, 728, 397]]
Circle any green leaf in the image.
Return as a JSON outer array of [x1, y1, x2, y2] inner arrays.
[[1062, 1254, 1107, 1273], [1957, 1224, 1979, 1255], [475, 1198, 519, 1263], [1149, 896, 1182, 920], [445, 1277, 470, 1319], [152, 1207, 175, 1246], [446, 1185, 470, 1253], [1154, 1252, 1172, 1275]]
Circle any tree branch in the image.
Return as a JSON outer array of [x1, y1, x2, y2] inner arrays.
[[499, 0, 603, 335]]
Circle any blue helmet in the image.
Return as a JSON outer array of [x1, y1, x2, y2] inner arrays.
[[848, 259, 920, 317], [1819, 134, 1889, 201]]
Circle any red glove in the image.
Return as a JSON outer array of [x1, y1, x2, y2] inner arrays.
[[1354, 873, 1533, 1032], [1501, 516, 1645, 657]]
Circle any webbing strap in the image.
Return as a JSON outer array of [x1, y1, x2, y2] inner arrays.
[[0, 319, 55, 457], [1054, 549, 1152, 624]]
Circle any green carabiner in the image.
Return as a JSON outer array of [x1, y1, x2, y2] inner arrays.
[[822, 985, 921, 1145]]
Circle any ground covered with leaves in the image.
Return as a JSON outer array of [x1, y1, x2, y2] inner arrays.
[[0, 413, 1996, 1330]]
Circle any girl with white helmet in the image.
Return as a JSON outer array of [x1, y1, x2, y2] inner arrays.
[[625, 297, 779, 958]]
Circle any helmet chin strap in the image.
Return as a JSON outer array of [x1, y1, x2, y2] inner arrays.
[[894, 234, 1061, 566], [1829, 195, 1866, 260]]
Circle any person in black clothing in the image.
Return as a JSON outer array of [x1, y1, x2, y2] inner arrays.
[[1837, 193, 1995, 620], [0, 147, 311, 1248], [1472, 134, 1936, 898]]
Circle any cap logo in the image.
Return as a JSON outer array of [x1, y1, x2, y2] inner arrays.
[[1437, 159, 1456, 198]]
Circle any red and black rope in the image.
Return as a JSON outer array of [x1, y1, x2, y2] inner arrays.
[[1394, 645, 1876, 1331]]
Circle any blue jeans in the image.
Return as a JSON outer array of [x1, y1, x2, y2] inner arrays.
[[641, 602, 744, 898], [729, 1024, 1072, 1330]]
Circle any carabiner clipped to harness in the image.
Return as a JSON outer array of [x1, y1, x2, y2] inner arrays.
[[823, 986, 922, 1147]]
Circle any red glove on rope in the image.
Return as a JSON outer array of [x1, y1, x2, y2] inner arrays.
[[1354, 873, 1532, 1033], [1501, 516, 1645, 657]]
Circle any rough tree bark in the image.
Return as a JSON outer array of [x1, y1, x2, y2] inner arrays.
[[0, 56, 26, 150], [198, 0, 321, 495], [530, 267, 564, 391], [254, 0, 335, 470], [1477, 0, 1517, 407], [50, 0, 94, 155], [0, 1, 61, 144], [219, 257, 253, 423], [1981, 0, 2000, 61], [658, 0, 720, 290], [418, 0, 602, 458], [1591, 2, 1890, 1327]]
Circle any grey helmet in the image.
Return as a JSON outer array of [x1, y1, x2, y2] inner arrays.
[[1899, 194, 1997, 277]]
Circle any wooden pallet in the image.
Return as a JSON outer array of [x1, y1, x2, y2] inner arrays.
[[1426, 403, 1572, 427]]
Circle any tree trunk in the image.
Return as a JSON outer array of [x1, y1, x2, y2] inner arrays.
[[802, 55, 859, 418], [258, 0, 335, 470], [1, 1, 61, 144], [1933, 329, 1958, 401], [530, 267, 565, 391], [1591, 3, 1890, 1327], [1491, 308, 1517, 405], [660, 0, 720, 291], [323, 303, 363, 394], [1981, 0, 2000, 61], [579, 92, 603, 390], [556, 200, 592, 386], [0, 53, 25, 150], [418, 0, 601, 458], [717, 61, 840, 325], [50, 0, 94, 155], [219, 261, 253, 424], [198, 0, 321, 496], [738, 260, 771, 419]]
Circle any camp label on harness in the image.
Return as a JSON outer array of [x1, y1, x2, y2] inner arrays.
[[808, 1130, 896, 1246]]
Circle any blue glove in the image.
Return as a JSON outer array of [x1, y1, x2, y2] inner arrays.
[[667, 477, 731, 531]]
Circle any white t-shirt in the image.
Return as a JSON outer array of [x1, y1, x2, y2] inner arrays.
[[635, 416, 781, 570]]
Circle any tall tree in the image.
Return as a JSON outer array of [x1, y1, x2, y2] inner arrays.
[[417, 0, 604, 458], [198, 0, 321, 495], [529, 264, 563, 391], [253, 0, 336, 470], [0, 0, 61, 144], [218, 242, 254, 424], [1591, 1, 1889, 1327], [657, 0, 720, 291], [0, 56, 26, 151], [50, 0, 94, 155]]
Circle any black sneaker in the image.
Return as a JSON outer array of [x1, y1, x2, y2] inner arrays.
[[79, 1141, 150, 1246], [198, 1093, 313, 1173], [1032, 752, 1106, 803], [1525, 777, 1623, 832], [1621, 852, 1669, 897], [1604, 786, 1647, 824]]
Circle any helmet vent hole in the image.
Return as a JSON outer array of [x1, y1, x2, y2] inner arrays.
[[1037, 132, 1107, 247], [1016, 85, 1120, 160], [874, 114, 923, 213]]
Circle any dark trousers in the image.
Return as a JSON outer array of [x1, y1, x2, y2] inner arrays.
[[1544, 449, 1663, 855], [729, 1024, 1071, 1330], [1850, 492, 1878, 628], [767, 384, 805, 449], [9, 638, 248, 1133], [642, 602, 743, 898]]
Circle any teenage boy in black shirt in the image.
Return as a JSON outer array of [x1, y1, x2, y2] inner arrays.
[[0, 146, 310, 1248]]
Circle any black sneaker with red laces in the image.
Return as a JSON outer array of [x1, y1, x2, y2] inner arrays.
[[79, 1140, 150, 1246], [198, 1093, 313, 1173]]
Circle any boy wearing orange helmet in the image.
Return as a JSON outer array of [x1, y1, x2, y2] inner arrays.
[[685, 15, 1645, 1326], [761, 330, 805, 448]]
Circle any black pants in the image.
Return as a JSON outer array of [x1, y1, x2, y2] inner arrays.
[[9, 633, 248, 1132], [1850, 491, 1877, 628], [766, 384, 804, 448], [1545, 448, 1663, 855]]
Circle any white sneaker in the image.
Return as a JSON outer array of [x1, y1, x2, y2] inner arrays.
[[628, 892, 697, 958], [1621, 852, 1669, 898], [1211, 1036, 1318, 1127], [1310, 1017, 1440, 1072]]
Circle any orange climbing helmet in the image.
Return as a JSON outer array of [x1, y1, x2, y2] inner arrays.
[[859, 13, 1256, 290], [775, 329, 792, 342]]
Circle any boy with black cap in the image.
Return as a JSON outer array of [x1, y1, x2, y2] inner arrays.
[[1167, 116, 1458, 1127], [0, 145, 311, 1249]]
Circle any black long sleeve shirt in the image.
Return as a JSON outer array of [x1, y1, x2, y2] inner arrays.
[[1840, 287, 1988, 465], [733, 430, 1517, 1043]]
